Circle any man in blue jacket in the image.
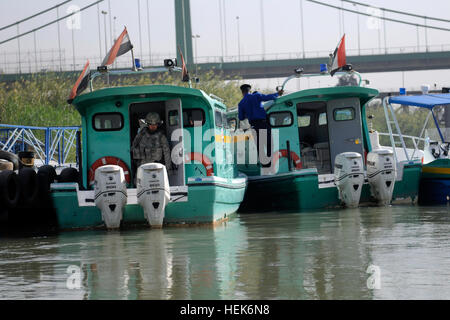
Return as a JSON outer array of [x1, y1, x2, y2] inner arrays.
[[238, 84, 283, 167]]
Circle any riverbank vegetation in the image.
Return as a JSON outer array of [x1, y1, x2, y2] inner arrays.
[[0, 71, 440, 145], [0, 70, 243, 127]]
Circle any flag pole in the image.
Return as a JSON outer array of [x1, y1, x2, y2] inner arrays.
[[89, 72, 93, 92], [131, 46, 137, 71]]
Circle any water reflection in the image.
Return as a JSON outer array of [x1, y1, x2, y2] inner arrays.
[[0, 205, 449, 300]]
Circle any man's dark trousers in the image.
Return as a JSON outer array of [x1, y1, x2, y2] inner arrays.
[[250, 118, 272, 167]]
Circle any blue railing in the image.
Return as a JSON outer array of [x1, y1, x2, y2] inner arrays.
[[0, 124, 81, 166]]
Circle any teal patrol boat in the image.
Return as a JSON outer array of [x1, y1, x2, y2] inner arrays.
[[379, 92, 450, 205], [227, 69, 421, 212], [46, 60, 246, 230]]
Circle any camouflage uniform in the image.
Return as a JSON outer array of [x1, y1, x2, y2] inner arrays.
[[131, 112, 172, 169]]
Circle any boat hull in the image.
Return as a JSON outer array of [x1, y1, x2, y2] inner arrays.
[[419, 159, 450, 205], [419, 178, 450, 205], [239, 164, 421, 212], [51, 180, 246, 230]]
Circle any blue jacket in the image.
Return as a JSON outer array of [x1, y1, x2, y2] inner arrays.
[[238, 91, 279, 122]]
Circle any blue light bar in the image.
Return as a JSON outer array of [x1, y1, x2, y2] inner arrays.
[[135, 58, 142, 69]]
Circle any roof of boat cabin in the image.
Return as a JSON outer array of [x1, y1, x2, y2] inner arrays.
[[72, 84, 227, 111], [388, 93, 450, 109], [227, 86, 379, 114]]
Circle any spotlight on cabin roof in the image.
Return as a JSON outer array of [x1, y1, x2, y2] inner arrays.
[[164, 59, 177, 67], [97, 66, 108, 73], [294, 67, 304, 75]]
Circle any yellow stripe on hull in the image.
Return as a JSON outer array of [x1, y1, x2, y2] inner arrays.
[[422, 166, 450, 175], [214, 134, 253, 143]]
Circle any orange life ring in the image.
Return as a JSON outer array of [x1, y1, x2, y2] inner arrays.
[[272, 149, 302, 170], [184, 152, 214, 176], [88, 156, 131, 185]]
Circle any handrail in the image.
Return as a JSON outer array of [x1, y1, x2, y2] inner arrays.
[[0, 124, 81, 166], [377, 132, 426, 160], [279, 70, 363, 91], [89, 66, 184, 91]]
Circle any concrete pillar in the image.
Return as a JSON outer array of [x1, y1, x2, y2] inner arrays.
[[175, 0, 194, 66]]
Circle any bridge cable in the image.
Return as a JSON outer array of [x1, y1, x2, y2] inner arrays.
[[340, 0, 450, 24], [0, 0, 72, 32], [0, 0, 104, 46], [306, 0, 450, 32]]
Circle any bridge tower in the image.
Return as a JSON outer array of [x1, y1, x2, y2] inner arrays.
[[174, 0, 194, 67]]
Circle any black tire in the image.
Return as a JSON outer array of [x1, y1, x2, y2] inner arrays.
[[58, 167, 79, 183], [37, 166, 57, 198], [0, 170, 20, 208], [18, 168, 39, 206], [38, 165, 57, 184], [0, 150, 19, 171]]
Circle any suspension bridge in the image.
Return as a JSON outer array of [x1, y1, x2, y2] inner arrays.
[[0, 0, 450, 81]]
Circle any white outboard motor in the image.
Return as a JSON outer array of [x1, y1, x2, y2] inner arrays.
[[94, 165, 128, 229], [334, 152, 364, 208], [136, 163, 170, 228], [367, 149, 396, 205]]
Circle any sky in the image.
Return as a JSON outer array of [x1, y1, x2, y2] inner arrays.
[[0, 0, 450, 94]]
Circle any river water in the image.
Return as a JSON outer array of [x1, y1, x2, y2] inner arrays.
[[0, 204, 449, 300]]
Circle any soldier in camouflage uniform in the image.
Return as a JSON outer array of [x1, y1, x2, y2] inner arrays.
[[131, 112, 172, 169]]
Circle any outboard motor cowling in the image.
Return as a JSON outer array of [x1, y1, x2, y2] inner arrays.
[[367, 149, 396, 205], [94, 165, 127, 229], [334, 152, 364, 208], [136, 163, 170, 228]]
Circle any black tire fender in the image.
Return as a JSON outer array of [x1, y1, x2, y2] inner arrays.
[[18, 168, 39, 206], [0, 150, 19, 171], [0, 170, 20, 208], [58, 167, 79, 183]]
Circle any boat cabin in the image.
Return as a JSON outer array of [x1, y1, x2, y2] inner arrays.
[[73, 84, 235, 190], [228, 86, 378, 175]]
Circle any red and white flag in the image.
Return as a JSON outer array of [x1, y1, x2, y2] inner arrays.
[[178, 46, 190, 82], [330, 34, 346, 76], [102, 27, 133, 66], [67, 60, 90, 103]]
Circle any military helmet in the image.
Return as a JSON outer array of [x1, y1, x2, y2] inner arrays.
[[145, 112, 161, 125]]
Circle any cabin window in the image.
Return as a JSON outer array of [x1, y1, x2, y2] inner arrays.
[[222, 113, 229, 129], [297, 115, 311, 127], [168, 110, 179, 126], [269, 112, 293, 127], [228, 118, 237, 131], [318, 112, 327, 126], [183, 109, 205, 127], [215, 111, 223, 127], [334, 107, 355, 121], [93, 113, 124, 131]]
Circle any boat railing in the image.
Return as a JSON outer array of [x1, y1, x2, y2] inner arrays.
[[377, 131, 425, 161], [278, 69, 364, 92], [0, 124, 81, 167], [89, 65, 186, 92]]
